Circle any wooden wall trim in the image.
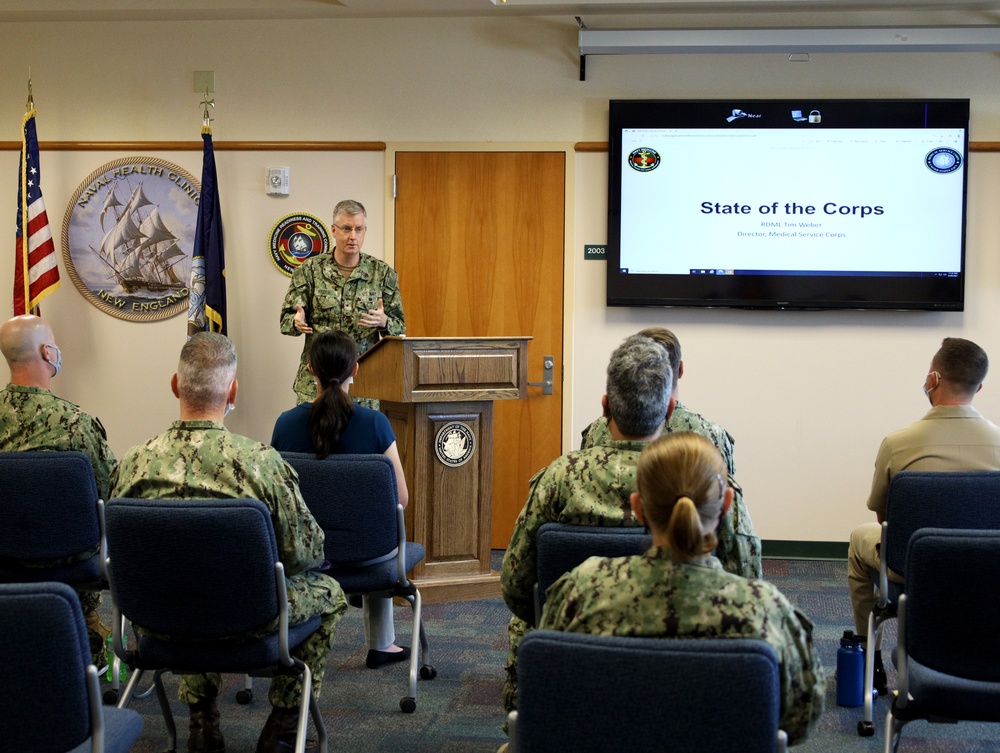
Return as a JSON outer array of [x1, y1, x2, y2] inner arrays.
[[0, 140, 387, 151], [577, 141, 1000, 153]]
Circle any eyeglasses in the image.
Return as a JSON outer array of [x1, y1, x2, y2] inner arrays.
[[332, 223, 367, 236]]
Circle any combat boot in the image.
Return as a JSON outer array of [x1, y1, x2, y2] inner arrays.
[[256, 705, 319, 753], [188, 696, 225, 753]]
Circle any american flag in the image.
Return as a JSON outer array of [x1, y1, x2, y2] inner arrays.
[[14, 108, 59, 315]]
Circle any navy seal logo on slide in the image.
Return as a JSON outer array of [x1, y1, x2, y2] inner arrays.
[[434, 422, 475, 468], [628, 148, 661, 172], [925, 148, 962, 174], [269, 213, 330, 276]]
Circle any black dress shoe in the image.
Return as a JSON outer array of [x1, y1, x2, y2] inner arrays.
[[366, 646, 411, 669]]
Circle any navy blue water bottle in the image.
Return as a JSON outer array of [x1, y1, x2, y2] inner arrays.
[[837, 630, 864, 707]]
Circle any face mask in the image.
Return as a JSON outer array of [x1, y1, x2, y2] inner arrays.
[[43, 343, 62, 378], [224, 402, 235, 417], [923, 371, 940, 403]]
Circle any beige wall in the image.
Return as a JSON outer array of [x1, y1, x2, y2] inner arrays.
[[3, 16, 1000, 543]]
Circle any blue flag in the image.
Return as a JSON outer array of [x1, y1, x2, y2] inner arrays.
[[187, 131, 226, 335]]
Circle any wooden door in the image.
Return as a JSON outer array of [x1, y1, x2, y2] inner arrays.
[[394, 151, 564, 548]]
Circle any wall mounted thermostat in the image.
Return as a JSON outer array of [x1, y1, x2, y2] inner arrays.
[[266, 167, 290, 196]]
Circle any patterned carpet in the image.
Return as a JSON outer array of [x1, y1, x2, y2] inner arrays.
[[107, 556, 997, 752]]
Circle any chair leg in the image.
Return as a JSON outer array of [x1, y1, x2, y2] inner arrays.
[[308, 684, 328, 753], [295, 661, 313, 753], [883, 706, 905, 753], [859, 610, 882, 736]]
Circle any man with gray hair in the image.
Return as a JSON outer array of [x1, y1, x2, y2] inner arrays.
[[499, 335, 674, 730], [280, 199, 405, 407], [110, 333, 347, 753]]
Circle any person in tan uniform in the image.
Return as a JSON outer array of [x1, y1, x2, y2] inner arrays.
[[848, 336, 1000, 694]]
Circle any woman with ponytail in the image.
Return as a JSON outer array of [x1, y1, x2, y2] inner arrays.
[[271, 329, 410, 668], [539, 432, 825, 745]]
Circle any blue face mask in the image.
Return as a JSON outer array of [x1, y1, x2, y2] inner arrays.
[[43, 343, 62, 377]]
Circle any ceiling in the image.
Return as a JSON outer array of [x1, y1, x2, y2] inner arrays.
[[1, 0, 999, 24]]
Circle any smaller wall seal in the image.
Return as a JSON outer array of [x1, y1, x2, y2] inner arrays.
[[269, 212, 330, 276]]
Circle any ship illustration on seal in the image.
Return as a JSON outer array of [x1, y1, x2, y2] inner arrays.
[[88, 181, 188, 295]]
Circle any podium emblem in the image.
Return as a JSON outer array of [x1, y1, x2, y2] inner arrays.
[[434, 422, 475, 468]]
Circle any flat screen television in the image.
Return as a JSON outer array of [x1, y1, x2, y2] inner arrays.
[[607, 98, 970, 310]]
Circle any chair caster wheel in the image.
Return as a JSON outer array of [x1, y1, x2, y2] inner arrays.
[[400, 696, 416, 713], [858, 720, 875, 737], [419, 665, 437, 680], [236, 689, 253, 705], [102, 688, 119, 705]]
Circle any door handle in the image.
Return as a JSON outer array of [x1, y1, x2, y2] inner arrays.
[[528, 356, 555, 396]]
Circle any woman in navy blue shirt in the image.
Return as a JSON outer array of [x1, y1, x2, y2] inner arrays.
[[271, 329, 410, 668]]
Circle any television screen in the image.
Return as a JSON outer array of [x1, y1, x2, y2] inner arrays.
[[607, 98, 970, 310]]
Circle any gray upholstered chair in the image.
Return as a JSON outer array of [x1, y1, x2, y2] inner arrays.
[[508, 631, 786, 753], [858, 470, 1000, 736], [533, 522, 651, 626], [884, 527, 1000, 752], [104, 496, 328, 753], [0, 581, 142, 753], [281, 452, 434, 713]]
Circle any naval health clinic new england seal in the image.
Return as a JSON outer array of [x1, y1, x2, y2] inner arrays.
[[62, 157, 200, 322]]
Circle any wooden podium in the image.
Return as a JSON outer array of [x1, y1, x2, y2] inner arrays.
[[353, 336, 530, 602]]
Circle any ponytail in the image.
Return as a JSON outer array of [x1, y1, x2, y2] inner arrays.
[[665, 496, 717, 560], [305, 329, 358, 457], [309, 382, 355, 458]]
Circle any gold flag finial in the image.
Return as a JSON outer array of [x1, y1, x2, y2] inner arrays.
[[26, 67, 33, 111], [200, 86, 215, 135]]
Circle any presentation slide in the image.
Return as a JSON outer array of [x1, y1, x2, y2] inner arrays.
[[618, 127, 966, 277]]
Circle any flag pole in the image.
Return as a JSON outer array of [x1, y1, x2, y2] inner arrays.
[[20, 70, 34, 314]]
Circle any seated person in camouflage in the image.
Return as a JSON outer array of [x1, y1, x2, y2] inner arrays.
[[541, 432, 825, 745], [581, 326, 761, 579], [500, 335, 674, 727], [110, 333, 347, 753], [0, 314, 116, 667]]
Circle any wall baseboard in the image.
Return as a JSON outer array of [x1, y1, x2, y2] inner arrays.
[[762, 540, 847, 560]]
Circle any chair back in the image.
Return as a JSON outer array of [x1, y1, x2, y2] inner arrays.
[[513, 631, 783, 753], [883, 470, 1000, 577], [0, 450, 101, 576], [105, 497, 280, 638], [535, 523, 651, 617], [281, 453, 399, 566], [905, 527, 1000, 683], [0, 582, 96, 752]]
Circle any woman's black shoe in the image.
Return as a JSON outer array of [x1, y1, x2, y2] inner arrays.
[[366, 646, 411, 669]]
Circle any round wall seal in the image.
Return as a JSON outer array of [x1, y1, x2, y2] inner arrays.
[[61, 157, 200, 322], [269, 212, 329, 276], [434, 422, 476, 468]]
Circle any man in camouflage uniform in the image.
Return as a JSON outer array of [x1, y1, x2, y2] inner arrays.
[[0, 314, 116, 667], [500, 335, 674, 727], [539, 549, 825, 745], [110, 333, 347, 753], [280, 199, 405, 407], [581, 326, 761, 580]]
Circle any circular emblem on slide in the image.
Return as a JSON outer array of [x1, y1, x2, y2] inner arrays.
[[628, 147, 661, 172], [434, 422, 476, 468], [269, 213, 330, 276], [924, 147, 962, 174]]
